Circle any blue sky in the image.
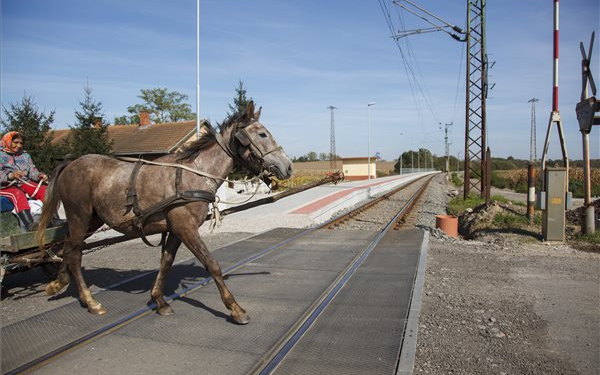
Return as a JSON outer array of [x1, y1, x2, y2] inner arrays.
[[1, 0, 598, 161]]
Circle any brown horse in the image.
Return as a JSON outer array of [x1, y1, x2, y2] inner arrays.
[[36, 102, 292, 324]]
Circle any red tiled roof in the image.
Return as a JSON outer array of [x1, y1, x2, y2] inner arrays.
[[50, 120, 203, 155]]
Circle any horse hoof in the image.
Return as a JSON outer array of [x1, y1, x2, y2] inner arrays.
[[88, 303, 108, 315], [45, 281, 66, 296], [231, 312, 250, 325], [157, 305, 174, 316]]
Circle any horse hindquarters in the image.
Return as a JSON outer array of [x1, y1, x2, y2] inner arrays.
[[45, 160, 108, 314]]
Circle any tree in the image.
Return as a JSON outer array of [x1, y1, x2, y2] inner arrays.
[[305, 151, 318, 161], [225, 83, 256, 180], [1, 95, 67, 173], [67, 85, 112, 158], [113, 115, 132, 125], [227, 80, 253, 118], [118, 88, 196, 124]]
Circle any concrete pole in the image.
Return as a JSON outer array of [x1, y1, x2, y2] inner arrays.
[[195, 0, 201, 140], [367, 102, 376, 180], [527, 163, 536, 224], [400, 154, 403, 175], [582, 130, 595, 233]]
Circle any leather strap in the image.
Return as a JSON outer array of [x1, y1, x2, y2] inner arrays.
[[124, 163, 216, 247]]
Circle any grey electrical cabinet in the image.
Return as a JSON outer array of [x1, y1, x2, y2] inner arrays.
[[541, 168, 570, 241]]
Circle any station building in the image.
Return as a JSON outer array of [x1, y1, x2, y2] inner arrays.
[[341, 157, 376, 181]]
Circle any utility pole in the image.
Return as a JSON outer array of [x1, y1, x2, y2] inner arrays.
[[575, 31, 597, 234], [464, 0, 490, 199], [442, 122, 452, 176], [528, 98, 539, 162], [388, 0, 488, 199], [327, 106, 337, 170]]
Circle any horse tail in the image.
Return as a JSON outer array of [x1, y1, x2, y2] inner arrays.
[[37, 161, 70, 249]]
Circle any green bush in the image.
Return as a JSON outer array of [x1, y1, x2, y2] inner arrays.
[[447, 194, 484, 216], [491, 171, 507, 189], [447, 194, 524, 217], [577, 231, 600, 245], [493, 213, 529, 227], [514, 180, 528, 194], [450, 172, 462, 187]]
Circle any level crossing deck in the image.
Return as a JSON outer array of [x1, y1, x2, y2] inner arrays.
[[2, 226, 428, 375]]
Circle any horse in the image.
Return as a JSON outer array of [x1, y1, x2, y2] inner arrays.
[[36, 102, 293, 324]]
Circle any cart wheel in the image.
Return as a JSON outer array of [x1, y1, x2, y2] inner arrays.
[[41, 262, 61, 280]]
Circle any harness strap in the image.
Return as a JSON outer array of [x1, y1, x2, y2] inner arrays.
[[124, 161, 143, 216], [124, 162, 216, 247], [214, 132, 235, 159]]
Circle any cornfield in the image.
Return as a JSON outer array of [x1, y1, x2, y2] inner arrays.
[[494, 168, 600, 197]]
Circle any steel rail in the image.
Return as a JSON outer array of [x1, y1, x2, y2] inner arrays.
[[9, 174, 435, 375], [250, 174, 436, 375]]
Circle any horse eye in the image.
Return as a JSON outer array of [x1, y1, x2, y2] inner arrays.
[[259, 132, 268, 138]]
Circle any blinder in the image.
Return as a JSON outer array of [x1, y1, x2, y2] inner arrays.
[[233, 122, 283, 166]]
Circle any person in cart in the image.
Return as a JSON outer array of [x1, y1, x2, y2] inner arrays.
[[0, 131, 49, 231]]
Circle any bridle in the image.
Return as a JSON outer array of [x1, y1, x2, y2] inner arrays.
[[214, 120, 283, 182]]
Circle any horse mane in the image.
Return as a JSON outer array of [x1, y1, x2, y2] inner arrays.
[[176, 113, 244, 162]]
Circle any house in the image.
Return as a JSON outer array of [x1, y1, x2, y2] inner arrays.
[[341, 157, 376, 181], [51, 113, 208, 159]]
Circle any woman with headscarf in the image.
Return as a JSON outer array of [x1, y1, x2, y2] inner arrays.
[[0, 131, 48, 230]]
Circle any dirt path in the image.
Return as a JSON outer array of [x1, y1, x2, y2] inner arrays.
[[414, 238, 599, 375]]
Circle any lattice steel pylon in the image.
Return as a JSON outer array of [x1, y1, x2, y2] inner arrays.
[[528, 98, 539, 162], [327, 106, 337, 170], [463, 0, 488, 199]]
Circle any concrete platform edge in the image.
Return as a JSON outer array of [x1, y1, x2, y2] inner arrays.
[[309, 174, 429, 223], [396, 230, 429, 375]]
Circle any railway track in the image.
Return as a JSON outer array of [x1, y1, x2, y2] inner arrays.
[[2, 174, 436, 375], [327, 173, 435, 231]]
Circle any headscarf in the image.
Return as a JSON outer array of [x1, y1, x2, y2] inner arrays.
[[1, 131, 21, 153]]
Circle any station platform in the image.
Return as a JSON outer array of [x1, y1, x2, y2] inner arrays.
[[201, 172, 436, 234]]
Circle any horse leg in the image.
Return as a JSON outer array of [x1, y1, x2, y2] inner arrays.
[[45, 218, 103, 296], [47, 215, 107, 314], [151, 233, 181, 316], [45, 258, 70, 295], [178, 231, 249, 324]]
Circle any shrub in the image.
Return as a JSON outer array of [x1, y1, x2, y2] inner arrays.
[[450, 172, 462, 188], [493, 213, 529, 227]]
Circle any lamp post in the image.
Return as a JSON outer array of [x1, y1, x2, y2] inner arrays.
[[367, 102, 376, 180], [399, 132, 404, 175], [400, 153, 403, 175]]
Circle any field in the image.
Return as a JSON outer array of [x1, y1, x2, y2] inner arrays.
[[276, 160, 398, 189], [494, 168, 600, 198]]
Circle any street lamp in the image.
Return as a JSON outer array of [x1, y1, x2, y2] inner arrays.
[[367, 102, 376, 180], [398, 132, 404, 175]]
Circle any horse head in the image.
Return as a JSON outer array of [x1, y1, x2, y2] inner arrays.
[[230, 101, 293, 180]]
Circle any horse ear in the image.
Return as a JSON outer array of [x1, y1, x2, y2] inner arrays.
[[255, 106, 262, 119], [245, 101, 255, 119]]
